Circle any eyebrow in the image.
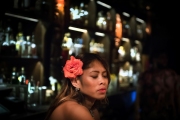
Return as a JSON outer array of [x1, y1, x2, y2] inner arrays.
[[90, 70, 107, 74]]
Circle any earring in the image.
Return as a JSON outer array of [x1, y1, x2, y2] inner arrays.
[[75, 87, 80, 92]]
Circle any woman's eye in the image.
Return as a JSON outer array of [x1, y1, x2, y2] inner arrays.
[[103, 73, 107, 78], [91, 76, 98, 78], [103, 75, 108, 78]]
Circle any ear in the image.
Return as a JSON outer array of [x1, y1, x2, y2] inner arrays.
[[70, 78, 80, 88]]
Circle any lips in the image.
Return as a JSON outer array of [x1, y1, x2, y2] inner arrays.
[[98, 88, 107, 93]]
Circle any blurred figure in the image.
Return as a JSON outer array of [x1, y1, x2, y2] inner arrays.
[[135, 52, 180, 120]]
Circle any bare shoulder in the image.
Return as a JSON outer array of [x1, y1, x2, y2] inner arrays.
[[50, 101, 95, 120]]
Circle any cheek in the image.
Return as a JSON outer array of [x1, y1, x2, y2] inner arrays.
[[80, 77, 95, 88]]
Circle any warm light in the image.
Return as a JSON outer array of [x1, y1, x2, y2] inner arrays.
[[115, 14, 122, 39], [31, 43, 36, 48], [130, 48, 136, 58], [136, 18, 144, 23], [56, 0, 64, 15], [68, 26, 87, 33], [70, 7, 88, 20], [118, 46, 125, 56], [74, 44, 83, 48], [5, 13, 38, 22], [97, 1, 111, 9], [122, 37, 129, 42], [95, 32, 105, 37], [146, 6, 150, 10], [136, 53, 141, 61], [135, 40, 140, 44], [146, 27, 150, 34], [115, 38, 120, 47], [122, 12, 130, 17]]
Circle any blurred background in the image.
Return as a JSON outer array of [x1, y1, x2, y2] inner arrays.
[[0, 0, 179, 120]]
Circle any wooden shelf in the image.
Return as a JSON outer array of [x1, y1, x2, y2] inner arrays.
[[5, 8, 40, 20], [69, 21, 115, 36], [0, 56, 42, 62]]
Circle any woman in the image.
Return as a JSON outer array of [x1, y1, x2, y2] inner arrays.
[[45, 53, 111, 120]]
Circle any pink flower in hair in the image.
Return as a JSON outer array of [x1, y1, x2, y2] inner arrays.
[[63, 56, 83, 79]]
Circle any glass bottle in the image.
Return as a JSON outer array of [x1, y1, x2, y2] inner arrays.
[[1, 32, 10, 56], [3, 24, 14, 56], [25, 35, 31, 57], [9, 33, 16, 56], [27, 75, 36, 106], [30, 34, 37, 57], [0, 21, 4, 53], [28, 76, 35, 93], [11, 67, 19, 84], [0, 68, 6, 84], [16, 22, 24, 56], [20, 36, 27, 57], [18, 67, 26, 85]]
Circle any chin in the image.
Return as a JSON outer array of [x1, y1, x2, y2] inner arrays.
[[96, 95, 106, 100]]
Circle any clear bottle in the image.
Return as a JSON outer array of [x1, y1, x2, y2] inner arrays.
[[0, 21, 4, 53], [1, 32, 10, 56], [28, 76, 35, 93], [30, 34, 37, 57], [25, 35, 31, 57], [27, 75, 36, 106], [83, 4, 89, 26], [20, 36, 27, 57], [18, 67, 26, 85], [13, 0, 19, 8], [0, 68, 6, 84], [11, 67, 19, 84], [16, 22, 24, 56], [16, 35, 23, 56], [9, 33, 16, 56]]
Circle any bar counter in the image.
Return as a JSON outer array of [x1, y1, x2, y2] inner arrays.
[[0, 85, 137, 120]]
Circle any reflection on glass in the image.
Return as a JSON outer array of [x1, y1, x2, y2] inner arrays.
[[89, 39, 104, 54], [118, 62, 133, 87]]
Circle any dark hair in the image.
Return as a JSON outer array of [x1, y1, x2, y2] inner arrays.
[[45, 53, 110, 120]]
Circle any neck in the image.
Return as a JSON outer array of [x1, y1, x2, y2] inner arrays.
[[83, 96, 96, 110]]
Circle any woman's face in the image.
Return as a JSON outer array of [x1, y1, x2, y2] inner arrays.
[[78, 60, 109, 100]]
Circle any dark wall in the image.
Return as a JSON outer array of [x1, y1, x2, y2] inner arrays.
[[148, 1, 180, 74]]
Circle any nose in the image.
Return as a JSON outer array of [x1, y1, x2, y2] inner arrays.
[[99, 77, 108, 85]]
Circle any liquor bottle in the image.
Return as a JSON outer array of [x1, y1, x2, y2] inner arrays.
[[9, 33, 17, 56], [1, 32, 10, 56], [15, 22, 24, 56], [28, 76, 35, 93], [24, 35, 31, 57], [35, 0, 41, 11], [11, 67, 19, 84], [0, 21, 4, 53], [2, 24, 15, 56], [18, 67, 26, 84], [0, 30, 5, 54], [79, 2, 84, 21], [16, 22, 23, 38], [14, 0, 19, 8], [0, 68, 6, 84], [20, 36, 27, 57], [106, 11, 113, 31], [30, 34, 37, 57], [23, 0, 30, 8], [83, 4, 89, 26], [27, 75, 36, 106]]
